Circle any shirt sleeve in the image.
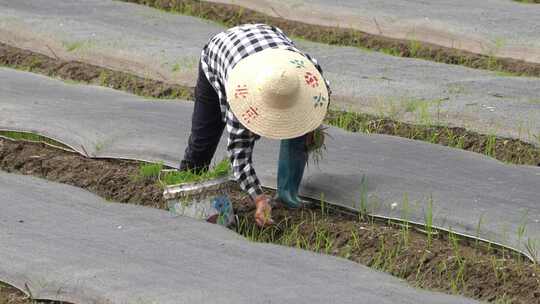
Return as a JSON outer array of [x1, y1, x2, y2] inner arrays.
[[225, 110, 263, 200]]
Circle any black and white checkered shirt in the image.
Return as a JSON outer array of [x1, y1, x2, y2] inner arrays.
[[200, 23, 330, 199]]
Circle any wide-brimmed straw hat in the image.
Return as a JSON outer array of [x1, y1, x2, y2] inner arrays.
[[225, 48, 329, 140]]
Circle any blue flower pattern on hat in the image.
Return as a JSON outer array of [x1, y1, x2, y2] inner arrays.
[[290, 59, 305, 69], [313, 93, 327, 108]]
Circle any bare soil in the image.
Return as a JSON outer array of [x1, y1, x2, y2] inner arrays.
[[122, 0, 540, 77], [1, 138, 538, 303], [0, 283, 28, 304], [1, 43, 539, 167], [0, 282, 63, 304]]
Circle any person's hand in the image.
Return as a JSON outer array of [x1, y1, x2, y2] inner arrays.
[[254, 194, 274, 227]]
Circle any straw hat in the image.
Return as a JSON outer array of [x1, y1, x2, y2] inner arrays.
[[225, 48, 329, 140]]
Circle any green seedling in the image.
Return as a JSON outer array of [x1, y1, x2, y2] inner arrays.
[[417, 100, 432, 125], [525, 238, 539, 264], [319, 193, 327, 217], [494, 295, 512, 304], [98, 70, 111, 86], [162, 158, 230, 185], [490, 256, 505, 282], [306, 126, 328, 165], [484, 133, 497, 157], [475, 213, 484, 248], [447, 84, 466, 95], [403, 99, 419, 113], [372, 235, 386, 269], [64, 41, 84, 52], [515, 210, 529, 262], [446, 229, 466, 294], [94, 141, 105, 152], [408, 39, 422, 57], [350, 228, 361, 250], [424, 195, 434, 248], [400, 193, 411, 246], [171, 63, 181, 72], [358, 175, 369, 219], [138, 161, 163, 180], [414, 251, 429, 282]]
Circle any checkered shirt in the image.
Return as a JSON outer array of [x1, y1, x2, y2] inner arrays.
[[200, 23, 330, 199]]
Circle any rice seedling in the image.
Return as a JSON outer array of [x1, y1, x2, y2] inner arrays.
[[428, 131, 439, 144], [319, 193, 328, 217], [490, 256, 505, 282], [416, 100, 432, 126], [408, 39, 421, 57], [64, 41, 84, 52], [350, 228, 361, 249], [525, 238, 539, 264], [444, 229, 467, 294], [306, 126, 328, 165], [484, 133, 497, 157], [161, 158, 231, 185], [138, 161, 163, 180], [424, 196, 434, 248], [400, 193, 411, 246], [447, 84, 466, 95], [331, 109, 357, 130], [372, 235, 386, 269], [98, 70, 111, 87], [451, 257, 467, 294], [358, 175, 369, 219], [403, 99, 419, 113], [494, 295, 512, 304], [475, 213, 484, 248], [515, 210, 530, 262]]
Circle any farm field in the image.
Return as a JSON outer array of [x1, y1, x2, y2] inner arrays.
[[0, 0, 539, 303]]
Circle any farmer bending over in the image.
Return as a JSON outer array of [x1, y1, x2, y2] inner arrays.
[[180, 24, 330, 227]]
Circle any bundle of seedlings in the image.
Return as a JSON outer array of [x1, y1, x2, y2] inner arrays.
[[306, 126, 329, 165], [161, 159, 235, 226]]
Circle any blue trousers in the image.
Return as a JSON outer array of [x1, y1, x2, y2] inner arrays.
[[180, 63, 224, 172]]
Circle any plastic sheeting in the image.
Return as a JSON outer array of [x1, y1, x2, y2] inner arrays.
[[212, 0, 540, 63], [1, 68, 539, 257], [1, 0, 540, 143], [0, 171, 478, 304]]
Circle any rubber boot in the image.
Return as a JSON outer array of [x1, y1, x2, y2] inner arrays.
[[276, 135, 308, 208]]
